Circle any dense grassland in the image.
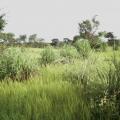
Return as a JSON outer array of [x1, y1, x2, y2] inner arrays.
[[0, 44, 120, 120]]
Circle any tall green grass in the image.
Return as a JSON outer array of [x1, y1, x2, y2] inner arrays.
[[73, 39, 92, 59], [0, 79, 90, 120], [39, 47, 57, 66], [0, 46, 120, 119], [60, 45, 79, 59], [0, 47, 38, 81]]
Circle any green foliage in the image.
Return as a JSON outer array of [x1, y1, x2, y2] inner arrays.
[[79, 20, 92, 37], [107, 38, 120, 51], [0, 45, 7, 54], [89, 36, 102, 49], [73, 35, 81, 43], [29, 34, 37, 43], [1, 13, 120, 119], [60, 45, 79, 59], [0, 13, 6, 31], [40, 47, 56, 66], [79, 16, 100, 37], [51, 39, 60, 46], [0, 47, 38, 81], [0, 46, 120, 119], [18, 34, 27, 43], [78, 16, 102, 49], [0, 80, 90, 120], [112, 40, 120, 51], [0, 32, 15, 43], [108, 54, 120, 95], [73, 39, 92, 58], [61, 52, 120, 119], [89, 54, 120, 120], [100, 42, 108, 52]]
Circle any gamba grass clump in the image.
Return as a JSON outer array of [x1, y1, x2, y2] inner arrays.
[[40, 47, 57, 66], [73, 39, 92, 59], [0, 47, 38, 81], [60, 45, 79, 59], [83, 53, 120, 120]]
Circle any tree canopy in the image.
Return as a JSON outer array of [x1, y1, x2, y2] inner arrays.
[[0, 13, 6, 31], [78, 15, 101, 48]]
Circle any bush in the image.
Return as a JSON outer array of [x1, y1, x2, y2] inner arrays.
[[0, 47, 38, 81], [40, 47, 56, 66], [73, 39, 92, 59]]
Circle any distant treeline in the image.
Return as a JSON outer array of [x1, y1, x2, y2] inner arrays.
[[0, 13, 120, 49]]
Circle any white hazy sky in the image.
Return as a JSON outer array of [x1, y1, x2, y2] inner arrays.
[[0, 0, 120, 40]]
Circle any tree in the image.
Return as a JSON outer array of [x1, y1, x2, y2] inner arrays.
[[51, 38, 60, 46], [36, 38, 44, 43], [6, 33, 15, 43], [78, 15, 101, 48], [79, 20, 92, 39], [98, 31, 107, 37], [0, 13, 6, 31], [105, 32, 119, 50], [19, 35, 27, 43], [0, 32, 15, 43], [92, 15, 100, 34], [105, 32, 115, 39], [63, 38, 72, 44], [29, 34, 37, 43]]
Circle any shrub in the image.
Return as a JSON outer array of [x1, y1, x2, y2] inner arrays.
[[0, 47, 38, 81], [40, 47, 56, 66], [73, 39, 92, 59]]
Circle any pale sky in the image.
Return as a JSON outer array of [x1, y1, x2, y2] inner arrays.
[[0, 0, 120, 40]]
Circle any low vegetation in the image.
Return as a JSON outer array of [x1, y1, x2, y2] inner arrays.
[[0, 13, 120, 119], [0, 44, 120, 119], [0, 47, 38, 81]]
